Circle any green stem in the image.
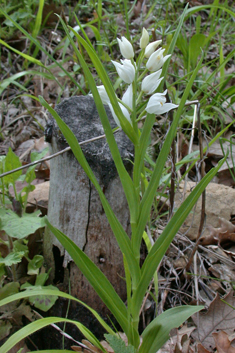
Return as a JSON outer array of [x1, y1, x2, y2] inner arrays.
[[8, 236, 17, 282]]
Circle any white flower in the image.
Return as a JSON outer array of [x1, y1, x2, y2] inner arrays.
[[146, 48, 171, 72], [96, 85, 110, 104], [122, 84, 133, 110], [112, 59, 135, 84], [117, 37, 134, 59], [141, 69, 163, 95], [108, 102, 131, 128], [140, 28, 149, 49], [146, 90, 178, 115], [144, 40, 162, 58]]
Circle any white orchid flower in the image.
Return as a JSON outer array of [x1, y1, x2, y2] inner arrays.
[[108, 102, 131, 128], [140, 28, 149, 49], [122, 84, 133, 110], [117, 37, 134, 59], [146, 90, 178, 115], [146, 48, 171, 72], [144, 40, 162, 58], [141, 69, 163, 95], [112, 59, 135, 84]]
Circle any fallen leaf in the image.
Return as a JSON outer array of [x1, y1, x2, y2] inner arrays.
[[192, 291, 235, 350], [213, 330, 235, 353], [197, 343, 211, 352], [200, 217, 235, 246]]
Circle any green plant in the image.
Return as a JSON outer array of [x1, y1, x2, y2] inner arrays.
[[0, 147, 58, 343], [0, 4, 230, 352]]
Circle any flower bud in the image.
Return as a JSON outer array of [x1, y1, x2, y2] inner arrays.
[[144, 40, 162, 58], [141, 69, 163, 95], [112, 59, 135, 84], [117, 37, 134, 59], [146, 90, 178, 115], [96, 85, 110, 104], [146, 48, 171, 71], [140, 28, 149, 49]]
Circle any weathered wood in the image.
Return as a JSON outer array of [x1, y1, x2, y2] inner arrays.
[[44, 95, 133, 318]]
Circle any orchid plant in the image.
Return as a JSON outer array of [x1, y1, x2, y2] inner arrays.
[[0, 7, 227, 353]]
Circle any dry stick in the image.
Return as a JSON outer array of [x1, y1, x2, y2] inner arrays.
[[0, 128, 121, 179], [185, 102, 206, 272]]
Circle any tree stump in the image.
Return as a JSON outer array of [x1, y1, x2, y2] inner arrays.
[[44, 95, 133, 343]]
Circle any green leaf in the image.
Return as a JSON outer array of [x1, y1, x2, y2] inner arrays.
[[32, 0, 44, 39], [0, 209, 46, 239], [139, 305, 204, 353], [27, 255, 44, 275], [0, 252, 25, 266], [105, 334, 137, 353], [0, 320, 12, 341], [0, 39, 43, 67], [25, 285, 58, 312], [0, 317, 106, 353], [189, 34, 206, 69], [0, 71, 54, 95], [35, 272, 49, 286], [0, 282, 19, 300], [132, 153, 227, 320], [0, 289, 115, 335], [4, 148, 22, 184], [46, 219, 131, 335]]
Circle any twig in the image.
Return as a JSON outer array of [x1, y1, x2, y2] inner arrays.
[[186, 102, 206, 272], [0, 128, 121, 179], [33, 310, 95, 352]]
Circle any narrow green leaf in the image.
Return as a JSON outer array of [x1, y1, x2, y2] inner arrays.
[[0, 39, 43, 66], [0, 317, 106, 353], [32, 0, 44, 39], [0, 289, 114, 334], [132, 154, 227, 319], [139, 305, 204, 353], [46, 219, 129, 333], [185, 5, 235, 19]]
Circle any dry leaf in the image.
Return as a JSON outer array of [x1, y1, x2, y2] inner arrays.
[[200, 218, 235, 246], [213, 330, 235, 353], [158, 325, 195, 353], [192, 291, 235, 350], [197, 343, 211, 353], [175, 182, 235, 241]]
